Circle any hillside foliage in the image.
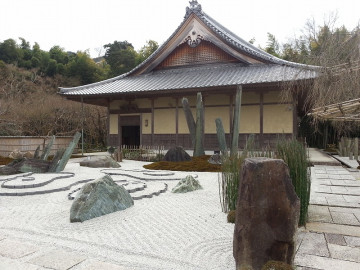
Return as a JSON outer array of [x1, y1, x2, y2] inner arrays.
[[0, 38, 158, 150]]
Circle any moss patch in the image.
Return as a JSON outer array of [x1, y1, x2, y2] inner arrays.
[[227, 210, 236, 223], [261, 261, 293, 270], [0, 156, 14, 166], [143, 155, 221, 172]]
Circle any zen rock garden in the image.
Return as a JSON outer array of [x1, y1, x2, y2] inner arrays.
[[0, 90, 305, 270]]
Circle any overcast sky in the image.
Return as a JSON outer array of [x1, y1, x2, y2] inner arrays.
[[1, 0, 359, 58]]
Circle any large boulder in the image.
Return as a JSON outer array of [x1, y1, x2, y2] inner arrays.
[[233, 158, 300, 270], [171, 175, 202, 193], [79, 155, 120, 168], [163, 146, 191, 162], [70, 175, 133, 222]]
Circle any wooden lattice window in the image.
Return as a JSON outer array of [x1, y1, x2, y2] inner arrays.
[[156, 40, 239, 69]]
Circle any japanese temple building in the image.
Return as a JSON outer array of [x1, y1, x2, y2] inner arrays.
[[59, 0, 318, 150]]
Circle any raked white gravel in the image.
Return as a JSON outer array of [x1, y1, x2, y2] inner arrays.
[[0, 159, 235, 270]]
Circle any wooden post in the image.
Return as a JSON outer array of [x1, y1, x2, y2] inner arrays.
[[151, 99, 154, 146], [260, 91, 264, 148], [229, 94, 234, 147], [175, 97, 179, 146]]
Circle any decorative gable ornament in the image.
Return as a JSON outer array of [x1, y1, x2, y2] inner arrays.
[[185, 32, 204, 47]]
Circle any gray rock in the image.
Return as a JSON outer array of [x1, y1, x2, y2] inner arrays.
[[172, 175, 202, 193], [8, 149, 23, 159], [23, 151, 33, 159], [233, 158, 300, 270], [163, 146, 191, 162], [208, 154, 222, 164], [79, 155, 120, 168], [70, 175, 133, 222]]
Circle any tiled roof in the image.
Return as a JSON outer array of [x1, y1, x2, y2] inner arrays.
[[60, 63, 317, 96]]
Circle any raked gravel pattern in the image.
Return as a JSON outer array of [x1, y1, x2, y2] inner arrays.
[[0, 159, 235, 270]]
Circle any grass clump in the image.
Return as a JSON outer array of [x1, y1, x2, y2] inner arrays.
[[227, 210, 236, 223], [276, 138, 310, 226], [261, 260, 293, 270], [219, 154, 245, 212], [143, 155, 221, 172]]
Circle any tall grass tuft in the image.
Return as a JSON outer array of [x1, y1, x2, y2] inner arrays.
[[219, 154, 244, 212], [276, 138, 311, 226], [219, 134, 273, 213]]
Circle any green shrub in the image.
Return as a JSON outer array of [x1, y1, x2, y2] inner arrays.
[[276, 138, 310, 226]]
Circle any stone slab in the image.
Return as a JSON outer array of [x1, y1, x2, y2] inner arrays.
[[308, 205, 332, 223], [0, 257, 40, 270], [307, 222, 360, 237], [328, 243, 360, 263], [344, 236, 360, 247], [0, 239, 38, 259], [295, 253, 360, 270], [310, 196, 328, 205], [329, 206, 360, 215], [330, 186, 348, 193], [316, 175, 329, 179], [343, 195, 360, 203], [84, 261, 133, 270], [296, 230, 307, 252], [324, 194, 345, 201], [297, 232, 329, 257], [331, 212, 360, 226], [316, 186, 332, 193], [325, 233, 346, 246], [28, 250, 86, 270], [327, 201, 359, 208]]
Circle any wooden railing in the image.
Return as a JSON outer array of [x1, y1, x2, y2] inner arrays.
[[117, 145, 166, 162]]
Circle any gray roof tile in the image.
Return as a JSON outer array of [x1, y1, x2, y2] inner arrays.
[[60, 63, 317, 96]]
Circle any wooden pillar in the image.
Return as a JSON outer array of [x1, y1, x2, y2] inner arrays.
[[118, 115, 122, 146], [260, 92, 264, 147], [292, 91, 298, 138], [229, 94, 234, 146], [140, 114, 143, 146], [106, 107, 110, 147], [202, 94, 205, 150], [151, 98, 154, 146], [175, 97, 179, 145]]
